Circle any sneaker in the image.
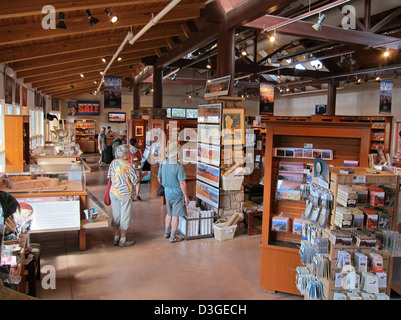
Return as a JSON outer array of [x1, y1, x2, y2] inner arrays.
[[113, 238, 119, 246], [169, 237, 183, 243], [119, 240, 136, 247], [136, 195, 143, 201], [164, 232, 170, 239]]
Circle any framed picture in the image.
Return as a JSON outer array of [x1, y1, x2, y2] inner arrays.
[[204, 75, 231, 99], [197, 162, 220, 188], [196, 180, 220, 208], [182, 148, 197, 163], [180, 128, 197, 141], [14, 82, 20, 106], [198, 143, 220, 166], [198, 103, 222, 124], [5, 74, 13, 104], [135, 125, 144, 137], [198, 124, 221, 145], [222, 108, 244, 145]]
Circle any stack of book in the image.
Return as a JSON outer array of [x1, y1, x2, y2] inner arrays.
[[337, 185, 358, 207]]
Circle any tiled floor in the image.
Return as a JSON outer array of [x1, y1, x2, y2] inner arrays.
[[31, 153, 301, 300]]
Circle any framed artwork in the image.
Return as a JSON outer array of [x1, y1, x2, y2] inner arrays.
[[222, 108, 245, 145], [182, 148, 197, 163], [198, 103, 222, 124], [135, 125, 144, 137], [5, 74, 13, 104], [197, 124, 221, 145], [196, 162, 220, 188], [14, 82, 20, 105], [204, 75, 231, 99], [196, 180, 220, 208], [197, 143, 220, 166], [180, 128, 197, 141]]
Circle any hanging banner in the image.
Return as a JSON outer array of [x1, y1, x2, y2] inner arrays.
[[379, 80, 392, 114], [260, 83, 274, 115], [104, 75, 122, 109]]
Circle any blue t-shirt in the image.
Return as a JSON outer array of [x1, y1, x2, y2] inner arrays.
[[158, 159, 186, 200]]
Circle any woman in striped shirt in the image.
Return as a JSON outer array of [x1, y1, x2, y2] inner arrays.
[[107, 145, 139, 247]]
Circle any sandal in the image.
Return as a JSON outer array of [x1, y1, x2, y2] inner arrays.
[[119, 240, 136, 247]]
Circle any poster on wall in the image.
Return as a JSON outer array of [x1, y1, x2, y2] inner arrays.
[[5, 74, 13, 104], [67, 100, 78, 116], [104, 75, 122, 109], [76, 101, 100, 116], [379, 80, 392, 114], [14, 82, 20, 106], [260, 82, 274, 115], [22, 86, 28, 107]]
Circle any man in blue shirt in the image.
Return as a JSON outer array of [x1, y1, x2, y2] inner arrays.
[[158, 142, 189, 243]]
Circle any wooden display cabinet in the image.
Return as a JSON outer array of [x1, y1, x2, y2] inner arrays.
[[260, 121, 371, 295], [5, 115, 30, 170], [74, 119, 96, 153]]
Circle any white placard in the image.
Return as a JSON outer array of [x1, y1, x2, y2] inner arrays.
[[18, 197, 80, 232]]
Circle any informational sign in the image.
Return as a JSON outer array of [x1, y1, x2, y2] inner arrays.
[[260, 83, 274, 115], [104, 75, 122, 109], [18, 196, 80, 232]]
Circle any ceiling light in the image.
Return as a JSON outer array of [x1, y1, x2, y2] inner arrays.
[[101, 56, 108, 63], [70, 84, 74, 89], [312, 13, 326, 32], [206, 58, 211, 69], [94, 80, 98, 84], [56, 12, 67, 29], [269, 30, 276, 42], [241, 47, 247, 56], [172, 73, 177, 81], [104, 8, 119, 23], [337, 56, 345, 67], [384, 46, 390, 57], [295, 63, 306, 70], [348, 54, 356, 65], [117, 56, 122, 61], [100, 71, 104, 75], [84, 9, 99, 27], [394, 70, 398, 78], [80, 73, 84, 78]]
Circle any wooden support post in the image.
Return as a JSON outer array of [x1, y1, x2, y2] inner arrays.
[[153, 65, 163, 109], [327, 80, 337, 116]]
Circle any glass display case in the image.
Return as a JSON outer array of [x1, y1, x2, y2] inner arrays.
[[0, 163, 86, 193], [31, 142, 82, 157]]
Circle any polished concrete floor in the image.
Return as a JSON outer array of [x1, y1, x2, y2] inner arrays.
[[31, 153, 301, 300]]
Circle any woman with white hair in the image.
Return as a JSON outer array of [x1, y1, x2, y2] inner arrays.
[[107, 144, 139, 247]]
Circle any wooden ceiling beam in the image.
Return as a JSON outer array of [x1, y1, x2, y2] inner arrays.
[[0, 0, 171, 20], [245, 15, 401, 49], [0, 4, 203, 46]]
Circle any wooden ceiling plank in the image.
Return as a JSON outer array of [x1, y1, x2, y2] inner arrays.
[[0, 4, 203, 46], [0, 0, 171, 20]]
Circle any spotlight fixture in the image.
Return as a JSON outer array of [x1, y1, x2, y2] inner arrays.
[[101, 56, 108, 63], [241, 47, 247, 56], [104, 8, 119, 23], [348, 54, 356, 65], [56, 12, 67, 29], [172, 73, 177, 81], [84, 9, 99, 27], [100, 71, 104, 75], [80, 73, 85, 78], [269, 30, 276, 42], [206, 58, 211, 69], [117, 56, 122, 61], [337, 55, 345, 67], [312, 13, 326, 31], [384, 46, 390, 57], [364, 74, 369, 82], [394, 70, 399, 79], [70, 84, 74, 89]]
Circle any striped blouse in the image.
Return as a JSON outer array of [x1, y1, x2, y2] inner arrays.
[[107, 159, 139, 198]]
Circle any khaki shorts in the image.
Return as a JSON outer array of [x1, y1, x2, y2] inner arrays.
[[166, 198, 187, 217], [110, 193, 133, 230]]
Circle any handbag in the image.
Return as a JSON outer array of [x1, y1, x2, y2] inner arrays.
[[104, 178, 111, 206]]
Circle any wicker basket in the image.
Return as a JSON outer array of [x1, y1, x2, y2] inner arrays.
[[221, 175, 244, 191], [213, 220, 237, 241]]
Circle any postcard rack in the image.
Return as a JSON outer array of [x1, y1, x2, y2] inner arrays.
[[259, 120, 371, 295], [297, 167, 399, 300]]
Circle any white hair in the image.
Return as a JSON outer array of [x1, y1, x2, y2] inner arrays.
[[115, 144, 130, 159]]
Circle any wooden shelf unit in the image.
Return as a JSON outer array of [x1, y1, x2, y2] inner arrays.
[[74, 119, 96, 153], [260, 121, 371, 295]]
